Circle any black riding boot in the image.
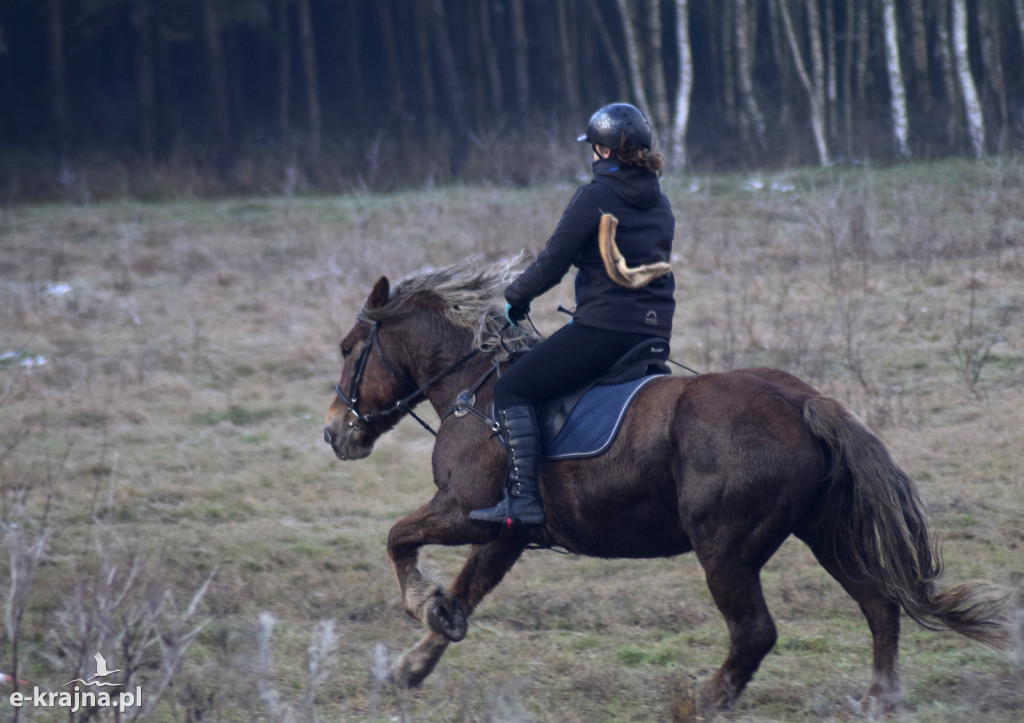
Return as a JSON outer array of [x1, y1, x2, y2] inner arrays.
[[469, 405, 545, 527]]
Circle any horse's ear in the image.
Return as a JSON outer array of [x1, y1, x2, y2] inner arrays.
[[366, 276, 390, 309]]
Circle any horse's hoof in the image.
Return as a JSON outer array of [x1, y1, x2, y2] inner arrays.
[[427, 595, 467, 642]]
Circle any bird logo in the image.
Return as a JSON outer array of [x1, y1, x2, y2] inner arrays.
[[65, 653, 123, 687]]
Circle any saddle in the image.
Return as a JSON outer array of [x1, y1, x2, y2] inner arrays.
[[537, 337, 670, 453], [451, 338, 671, 459]]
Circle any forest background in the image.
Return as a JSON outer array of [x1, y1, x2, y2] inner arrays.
[[1, 0, 1023, 203]]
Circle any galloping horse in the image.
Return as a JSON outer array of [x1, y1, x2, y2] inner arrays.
[[322, 259, 1009, 717]]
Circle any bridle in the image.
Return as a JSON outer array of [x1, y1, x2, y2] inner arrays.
[[333, 313, 479, 437]]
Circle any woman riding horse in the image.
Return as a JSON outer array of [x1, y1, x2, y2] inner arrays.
[[469, 102, 676, 527]]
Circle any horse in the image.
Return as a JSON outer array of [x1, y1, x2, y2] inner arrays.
[[322, 258, 1010, 718]]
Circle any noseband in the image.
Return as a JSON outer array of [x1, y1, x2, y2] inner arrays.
[[334, 313, 479, 437]]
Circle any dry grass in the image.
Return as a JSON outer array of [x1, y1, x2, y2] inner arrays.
[[0, 158, 1022, 721]]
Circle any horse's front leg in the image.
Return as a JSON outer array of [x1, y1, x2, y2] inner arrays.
[[386, 501, 526, 687], [387, 501, 473, 642]]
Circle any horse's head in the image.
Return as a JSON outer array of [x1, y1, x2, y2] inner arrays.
[[323, 258, 539, 461], [323, 276, 412, 460]]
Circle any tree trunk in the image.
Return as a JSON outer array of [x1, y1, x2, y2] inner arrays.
[[615, 0, 652, 118], [592, 1, 629, 102], [134, 0, 156, 164], [47, 0, 68, 155], [466, 3, 487, 121], [645, 0, 670, 134], [735, 0, 765, 148], [951, 0, 984, 157], [823, 0, 837, 138], [805, 0, 826, 146], [854, 0, 869, 106], [555, 0, 581, 118], [375, 0, 406, 120], [978, 0, 1008, 143], [345, 0, 363, 124], [1016, 0, 1024, 49], [427, 0, 469, 175], [276, 0, 290, 141], [936, 0, 960, 145], [296, 0, 321, 156], [881, 0, 910, 156], [768, 0, 793, 128], [478, 0, 502, 114], [201, 0, 233, 178], [670, 0, 693, 166], [775, 0, 829, 166], [414, 0, 437, 137], [908, 0, 931, 113], [509, 0, 530, 113], [842, 0, 855, 154], [718, 0, 736, 128]]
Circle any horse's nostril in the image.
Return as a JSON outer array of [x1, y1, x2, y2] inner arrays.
[[323, 427, 336, 445]]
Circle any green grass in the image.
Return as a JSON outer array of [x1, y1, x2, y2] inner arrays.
[[0, 158, 1022, 721]]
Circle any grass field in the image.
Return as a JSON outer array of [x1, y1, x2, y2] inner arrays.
[[1, 158, 1022, 721]]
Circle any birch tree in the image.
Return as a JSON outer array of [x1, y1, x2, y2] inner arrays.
[[615, 0, 652, 119], [1016, 0, 1024, 48], [881, 0, 910, 156], [952, 0, 984, 157], [775, 0, 830, 166], [645, 0, 671, 134], [670, 0, 693, 166]]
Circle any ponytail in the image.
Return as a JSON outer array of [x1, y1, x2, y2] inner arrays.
[[614, 147, 665, 176]]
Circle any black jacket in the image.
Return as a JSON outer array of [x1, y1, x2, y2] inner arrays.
[[506, 157, 675, 338]]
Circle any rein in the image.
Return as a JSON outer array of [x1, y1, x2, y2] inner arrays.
[[334, 313, 479, 437]]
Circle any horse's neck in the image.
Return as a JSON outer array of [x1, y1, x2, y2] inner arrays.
[[419, 354, 499, 418]]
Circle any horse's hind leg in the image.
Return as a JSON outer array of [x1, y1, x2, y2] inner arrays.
[[799, 531, 902, 714], [698, 563, 779, 712]]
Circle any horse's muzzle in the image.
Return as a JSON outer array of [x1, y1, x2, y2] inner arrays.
[[322, 419, 372, 461]]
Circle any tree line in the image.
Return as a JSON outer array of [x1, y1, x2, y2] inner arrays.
[[1, 0, 1022, 197]]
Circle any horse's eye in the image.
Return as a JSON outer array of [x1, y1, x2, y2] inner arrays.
[[341, 346, 352, 359]]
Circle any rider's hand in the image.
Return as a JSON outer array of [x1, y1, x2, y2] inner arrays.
[[505, 302, 530, 326]]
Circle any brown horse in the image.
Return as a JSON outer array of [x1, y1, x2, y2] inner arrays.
[[322, 259, 1009, 717]]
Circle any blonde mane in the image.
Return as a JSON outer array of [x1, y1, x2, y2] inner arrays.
[[359, 255, 540, 361]]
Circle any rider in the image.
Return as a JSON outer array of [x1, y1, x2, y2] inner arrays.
[[470, 102, 676, 527]]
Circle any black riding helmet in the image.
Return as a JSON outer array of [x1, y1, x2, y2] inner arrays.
[[577, 102, 653, 152]]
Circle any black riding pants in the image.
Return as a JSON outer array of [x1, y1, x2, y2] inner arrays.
[[494, 322, 660, 412]]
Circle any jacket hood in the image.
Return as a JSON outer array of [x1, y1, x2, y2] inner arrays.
[[591, 157, 662, 211]]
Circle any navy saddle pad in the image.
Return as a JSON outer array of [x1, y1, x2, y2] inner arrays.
[[540, 373, 665, 461], [533, 337, 671, 461]]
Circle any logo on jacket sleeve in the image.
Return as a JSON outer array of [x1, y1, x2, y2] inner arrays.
[[644, 310, 658, 325]]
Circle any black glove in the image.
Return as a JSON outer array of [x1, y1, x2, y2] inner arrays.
[[504, 302, 530, 326]]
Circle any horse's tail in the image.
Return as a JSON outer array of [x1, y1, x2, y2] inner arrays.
[[803, 396, 1012, 649]]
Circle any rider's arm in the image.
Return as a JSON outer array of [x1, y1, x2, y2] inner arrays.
[[505, 185, 603, 307]]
